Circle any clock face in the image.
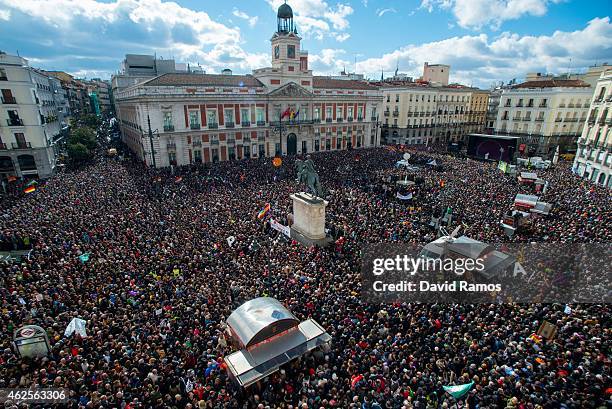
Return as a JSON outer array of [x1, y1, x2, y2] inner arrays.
[[274, 46, 280, 59]]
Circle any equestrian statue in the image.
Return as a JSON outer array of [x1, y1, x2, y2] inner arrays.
[[295, 156, 324, 198]]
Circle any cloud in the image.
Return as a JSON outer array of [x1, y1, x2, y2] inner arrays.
[[0, 0, 270, 78], [335, 32, 350, 42], [376, 8, 397, 17], [309, 48, 350, 74], [232, 8, 258, 28], [0, 8, 10, 20], [420, 0, 564, 30], [356, 17, 612, 87], [265, 0, 353, 40]]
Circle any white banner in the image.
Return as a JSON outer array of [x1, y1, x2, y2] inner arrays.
[[64, 318, 87, 338], [270, 219, 291, 237], [396, 192, 413, 200]]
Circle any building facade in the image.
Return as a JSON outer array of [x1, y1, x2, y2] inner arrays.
[[114, 3, 382, 168], [378, 83, 488, 146], [494, 80, 593, 156], [574, 70, 612, 187], [0, 52, 62, 179]]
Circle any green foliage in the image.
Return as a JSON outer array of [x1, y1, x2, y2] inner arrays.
[[70, 127, 97, 150], [81, 113, 101, 128], [67, 143, 90, 164]]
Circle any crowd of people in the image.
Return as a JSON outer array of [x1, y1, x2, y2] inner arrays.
[[0, 135, 610, 408]]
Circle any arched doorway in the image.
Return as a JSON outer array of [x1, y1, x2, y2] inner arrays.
[[598, 172, 606, 185], [286, 133, 297, 155], [0, 156, 14, 173]]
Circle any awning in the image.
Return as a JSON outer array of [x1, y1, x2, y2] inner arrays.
[[225, 318, 331, 387]]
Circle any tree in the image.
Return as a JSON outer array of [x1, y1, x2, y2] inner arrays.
[[82, 114, 101, 128], [67, 143, 90, 164], [70, 127, 97, 151]]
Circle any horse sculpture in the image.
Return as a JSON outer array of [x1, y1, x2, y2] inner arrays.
[[295, 158, 324, 198]]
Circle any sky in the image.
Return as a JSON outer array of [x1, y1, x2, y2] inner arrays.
[[0, 0, 611, 88]]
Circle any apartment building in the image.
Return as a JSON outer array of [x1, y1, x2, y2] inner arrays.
[[0, 52, 62, 179], [494, 79, 592, 156], [574, 70, 612, 187]]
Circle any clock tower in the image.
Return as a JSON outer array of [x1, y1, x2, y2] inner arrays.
[[271, 2, 308, 73]]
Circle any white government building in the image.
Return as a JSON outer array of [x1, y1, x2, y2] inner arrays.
[[573, 70, 612, 187], [114, 3, 383, 167]]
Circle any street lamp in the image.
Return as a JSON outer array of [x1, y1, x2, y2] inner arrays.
[[271, 112, 286, 156], [142, 113, 159, 168]]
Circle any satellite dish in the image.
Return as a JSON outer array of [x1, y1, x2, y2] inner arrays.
[[403, 153, 411, 160]]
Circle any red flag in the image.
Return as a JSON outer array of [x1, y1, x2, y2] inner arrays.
[[281, 107, 292, 119]]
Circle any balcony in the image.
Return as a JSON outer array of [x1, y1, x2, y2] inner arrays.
[[192, 140, 202, 147], [371, 116, 377, 121], [391, 124, 398, 128], [383, 111, 390, 117], [325, 118, 332, 123], [504, 102, 511, 107], [243, 137, 251, 143], [554, 118, 563, 122], [210, 139, 219, 145], [6, 118, 24, 126], [512, 117, 522, 121], [565, 118, 578, 122], [523, 117, 532, 121], [12, 142, 32, 149], [567, 104, 575, 108], [1, 96, 16, 104], [225, 122, 235, 128], [516, 103, 523, 107], [166, 142, 176, 150], [535, 117, 544, 122], [190, 123, 201, 130], [208, 122, 218, 129], [539, 103, 547, 108], [558, 104, 566, 108], [392, 111, 399, 117], [336, 117, 343, 122], [313, 118, 321, 123], [348, 117, 354, 122], [241, 121, 251, 127], [163, 124, 175, 132], [256, 120, 266, 126], [357, 116, 363, 122], [527, 103, 534, 108], [258, 135, 265, 141]]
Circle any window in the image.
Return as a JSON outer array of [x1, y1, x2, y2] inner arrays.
[[0, 68, 7, 81], [274, 45, 280, 59], [326, 106, 332, 119], [348, 107, 353, 119], [240, 108, 250, 124], [371, 107, 377, 118], [224, 109, 234, 124], [189, 111, 199, 128], [194, 150, 202, 163], [395, 94, 399, 102], [256, 108, 265, 123], [301, 140, 307, 153], [275, 143, 281, 155], [163, 111, 172, 125], [315, 140, 320, 151], [287, 45, 296, 59], [207, 110, 217, 126], [314, 107, 320, 120], [336, 106, 343, 119], [357, 106, 363, 119]]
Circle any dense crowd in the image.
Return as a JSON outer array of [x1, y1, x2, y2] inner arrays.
[[0, 136, 610, 408]]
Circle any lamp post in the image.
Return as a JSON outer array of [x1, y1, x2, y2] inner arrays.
[[271, 112, 286, 156], [144, 113, 159, 168]]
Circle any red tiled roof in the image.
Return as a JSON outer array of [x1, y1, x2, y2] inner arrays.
[[512, 79, 590, 89], [312, 76, 378, 90], [143, 73, 264, 87]]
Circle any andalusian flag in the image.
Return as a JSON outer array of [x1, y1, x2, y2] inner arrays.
[[24, 186, 36, 194], [26, 180, 38, 187], [443, 381, 474, 399], [257, 203, 271, 219]]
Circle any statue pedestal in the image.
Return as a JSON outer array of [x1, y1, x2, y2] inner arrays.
[[290, 192, 332, 247]]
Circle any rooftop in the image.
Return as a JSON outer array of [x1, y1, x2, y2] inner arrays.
[[312, 76, 379, 90], [142, 72, 265, 88], [512, 79, 590, 89]]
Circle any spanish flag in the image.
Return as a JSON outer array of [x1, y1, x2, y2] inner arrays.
[[257, 203, 271, 220], [24, 186, 36, 194]]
